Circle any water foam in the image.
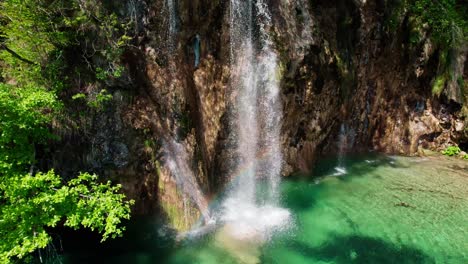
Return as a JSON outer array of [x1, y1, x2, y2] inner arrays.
[[221, 198, 291, 242], [333, 167, 347, 176]]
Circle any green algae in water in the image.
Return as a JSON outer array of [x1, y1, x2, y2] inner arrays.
[[58, 156, 468, 264]]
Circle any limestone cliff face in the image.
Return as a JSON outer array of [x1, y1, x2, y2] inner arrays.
[[49, 0, 467, 220]]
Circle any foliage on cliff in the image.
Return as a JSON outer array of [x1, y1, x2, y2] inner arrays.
[[0, 82, 134, 263], [392, 0, 468, 125], [0, 0, 132, 95], [412, 0, 467, 47], [0, 0, 135, 262], [397, 0, 467, 98], [387, 0, 467, 47]]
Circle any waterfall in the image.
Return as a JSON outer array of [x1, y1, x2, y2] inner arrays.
[[162, 0, 212, 226], [256, 0, 282, 204], [221, 0, 290, 240], [164, 140, 211, 222], [167, 0, 177, 52], [296, 0, 313, 53], [298, 0, 313, 40], [334, 123, 348, 176], [167, 0, 290, 239], [229, 0, 257, 204]]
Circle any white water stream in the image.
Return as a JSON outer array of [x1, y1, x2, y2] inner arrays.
[[334, 123, 348, 176], [167, 0, 177, 51], [221, 0, 290, 240], [164, 0, 290, 239]]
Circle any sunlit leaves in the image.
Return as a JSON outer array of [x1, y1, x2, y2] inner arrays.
[[64, 173, 134, 241], [0, 83, 134, 263], [0, 47, 133, 264], [0, 171, 133, 263], [0, 0, 76, 87], [0, 83, 60, 174]]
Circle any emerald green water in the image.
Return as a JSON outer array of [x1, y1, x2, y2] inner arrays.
[[59, 155, 468, 264]]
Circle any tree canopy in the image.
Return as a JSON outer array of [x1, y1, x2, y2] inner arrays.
[[0, 0, 134, 262]]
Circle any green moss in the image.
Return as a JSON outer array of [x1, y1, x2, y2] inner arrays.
[[333, 52, 355, 100], [408, 16, 423, 45], [457, 76, 465, 88], [158, 178, 200, 231], [156, 158, 199, 231], [154, 160, 162, 179], [335, 54, 346, 74], [160, 198, 185, 230], [276, 60, 286, 82], [432, 74, 447, 96]]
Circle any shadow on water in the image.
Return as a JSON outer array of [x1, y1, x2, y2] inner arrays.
[[281, 183, 319, 211], [46, 217, 179, 264], [282, 234, 434, 264]]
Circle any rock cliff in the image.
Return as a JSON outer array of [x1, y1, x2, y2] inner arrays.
[[47, 0, 467, 227]]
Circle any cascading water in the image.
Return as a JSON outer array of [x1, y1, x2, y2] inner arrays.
[[166, 0, 290, 239], [228, 0, 257, 204], [296, 0, 313, 54], [221, 0, 290, 241], [256, 0, 282, 204], [334, 123, 348, 176], [298, 0, 313, 40], [162, 0, 212, 226], [166, 0, 177, 51], [164, 140, 211, 223]]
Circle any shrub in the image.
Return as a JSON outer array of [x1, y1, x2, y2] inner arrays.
[[442, 146, 461, 156]]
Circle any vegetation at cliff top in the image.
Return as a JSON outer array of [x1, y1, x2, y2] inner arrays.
[[388, 0, 467, 48], [402, 0, 467, 97], [412, 0, 467, 47], [0, 0, 134, 262]]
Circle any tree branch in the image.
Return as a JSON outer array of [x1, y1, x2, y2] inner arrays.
[[0, 43, 38, 65]]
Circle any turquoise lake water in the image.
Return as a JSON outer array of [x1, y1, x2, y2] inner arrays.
[[56, 155, 468, 264]]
